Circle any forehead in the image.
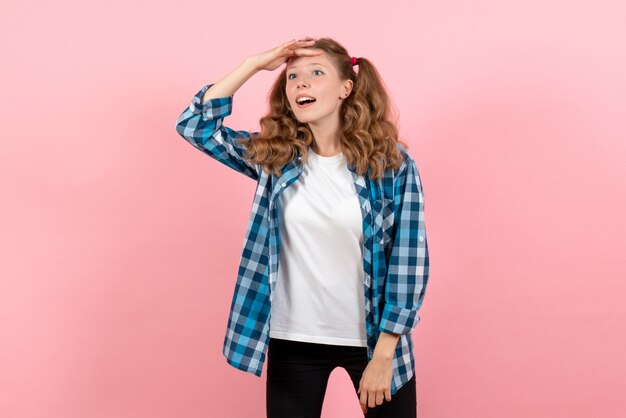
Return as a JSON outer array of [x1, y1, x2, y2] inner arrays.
[[287, 51, 333, 70]]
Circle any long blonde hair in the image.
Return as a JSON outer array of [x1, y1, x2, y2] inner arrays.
[[241, 37, 408, 180]]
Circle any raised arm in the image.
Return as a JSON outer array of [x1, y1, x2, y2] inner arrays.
[[174, 39, 322, 180], [174, 59, 262, 180], [200, 58, 259, 103]]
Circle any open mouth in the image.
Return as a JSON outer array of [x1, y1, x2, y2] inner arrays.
[[296, 96, 317, 108]]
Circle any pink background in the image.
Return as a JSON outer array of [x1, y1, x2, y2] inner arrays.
[[1, 1, 625, 417]]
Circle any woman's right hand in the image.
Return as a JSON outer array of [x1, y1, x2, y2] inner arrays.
[[248, 39, 323, 72]]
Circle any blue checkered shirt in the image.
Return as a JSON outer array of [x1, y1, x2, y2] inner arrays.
[[175, 84, 430, 395]]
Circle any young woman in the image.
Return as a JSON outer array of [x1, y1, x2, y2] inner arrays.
[[175, 37, 430, 418]]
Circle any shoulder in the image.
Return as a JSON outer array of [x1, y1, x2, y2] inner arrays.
[[393, 143, 416, 178], [396, 143, 411, 164], [391, 143, 426, 197]]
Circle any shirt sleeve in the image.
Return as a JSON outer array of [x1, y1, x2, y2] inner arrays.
[[378, 153, 430, 335], [174, 84, 261, 180]]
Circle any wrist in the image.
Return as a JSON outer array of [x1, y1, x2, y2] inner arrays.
[[372, 331, 400, 361], [243, 57, 261, 73]]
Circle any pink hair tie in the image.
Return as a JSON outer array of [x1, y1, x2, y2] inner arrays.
[[351, 56, 359, 66]]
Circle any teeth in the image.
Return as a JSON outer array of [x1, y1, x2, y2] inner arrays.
[[297, 97, 315, 104]]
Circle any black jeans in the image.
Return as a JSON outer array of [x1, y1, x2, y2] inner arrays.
[[266, 338, 416, 418]]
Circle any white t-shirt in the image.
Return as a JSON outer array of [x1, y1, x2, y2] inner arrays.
[[269, 146, 367, 347]]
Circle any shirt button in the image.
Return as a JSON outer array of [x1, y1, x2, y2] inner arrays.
[[419, 236, 424, 241], [281, 182, 287, 187]]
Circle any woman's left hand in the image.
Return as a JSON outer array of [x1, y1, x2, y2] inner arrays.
[[357, 356, 393, 413]]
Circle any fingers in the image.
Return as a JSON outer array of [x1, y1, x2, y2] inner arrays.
[[281, 43, 322, 62], [285, 38, 316, 46], [300, 48, 323, 55], [360, 388, 391, 411], [374, 392, 383, 407], [290, 50, 323, 59], [285, 39, 317, 51], [288, 47, 323, 57], [279, 39, 313, 53], [359, 389, 368, 413], [368, 390, 378, 408]]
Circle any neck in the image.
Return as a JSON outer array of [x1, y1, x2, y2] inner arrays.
[[308, 114, 343, 157]]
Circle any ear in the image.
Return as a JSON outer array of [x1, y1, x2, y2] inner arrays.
[[341, 79, 354, 98]]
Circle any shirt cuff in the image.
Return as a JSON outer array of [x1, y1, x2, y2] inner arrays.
[[379, 304, 420, 335], [189, 84, 234, 121]]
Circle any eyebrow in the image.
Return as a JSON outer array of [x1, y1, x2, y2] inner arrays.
[[287, 63, 326, 70]]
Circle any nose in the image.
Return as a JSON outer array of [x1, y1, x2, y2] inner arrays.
[[297, 77, 309, 88]]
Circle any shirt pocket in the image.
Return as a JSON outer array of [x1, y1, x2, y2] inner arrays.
[[373, 197, 395, 247]]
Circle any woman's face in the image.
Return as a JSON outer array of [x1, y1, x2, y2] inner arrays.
[[285, 51, 352, 125]]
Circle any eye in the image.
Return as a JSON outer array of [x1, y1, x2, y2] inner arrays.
[[287, 69, 324, 80]]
